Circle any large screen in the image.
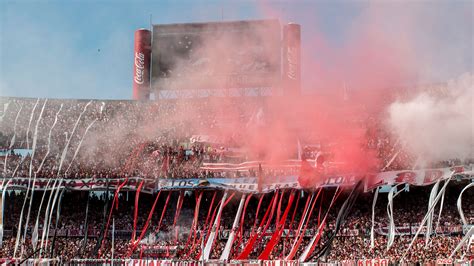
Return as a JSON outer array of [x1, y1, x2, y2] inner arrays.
[[151, 20, 281, 91]]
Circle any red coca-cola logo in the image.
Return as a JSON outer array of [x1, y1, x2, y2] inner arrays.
[[286, 46, 298, 80], [134, 52, 145, 85]]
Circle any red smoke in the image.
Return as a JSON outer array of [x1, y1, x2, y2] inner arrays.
[[137, 3, 420, 186]]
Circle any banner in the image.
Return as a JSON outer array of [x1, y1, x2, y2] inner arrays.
[[0, 177, 156, 193], [159, 175, 359, 193], [127, 260, 198, 266], [365, 165, 472, 192], [1, 165, 471, 193], [376, 225, 463, 236]]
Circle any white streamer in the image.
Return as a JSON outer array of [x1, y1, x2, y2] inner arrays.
[[425, 180, 440, 246], [0, 179, 12, 247], [220, 194, 246, 261], [57, 100, 92, 174], [381, 139, 401, 171], [3, 103, 23, 176], [464, 234, 474, 259], [2, 103, 27, 252], [36, 104, 63, 175], [14, 99, 44, 258], [31, 179, 53, 251], [21, 100, 47, 249], [401, 172, 454, 261], [457, 182, 474, 226], [42, 104, 97, 255], [370, 187, 379, 249], [449, 226, 474, 259], [35, 178, 56, 255], [0, 101, 11, 124], [31, 105, 62, 252], [0, 102, 18, 247], [64, 117, 98, 176], [39, 100, 92, 257], [0, 98, 12, 242], [43, 101, 94, 255], [201, 191, 228, 261], [26, 98, 40, 150], [39, 178, 62, 258], [433, 181, 446, 238], [387, 185, 403, 250]]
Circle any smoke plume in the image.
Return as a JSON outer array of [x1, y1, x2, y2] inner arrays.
[[387, 73, 474, 164]]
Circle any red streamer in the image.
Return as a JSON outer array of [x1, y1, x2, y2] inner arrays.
[[258, 191, 296, 260], [173, 191, 185, 243], [282, 192, 300, 258], [127, 190, 163, 256], [155, 191, 172, 234], [128, 190, 173, 257], [276, 191, 284, 224], [192, 193, 224, 259], [132, 180, 145, 242], [302, 188, 343, 261], [288, 193, 300, 234], [249, 194, 265, 237], [232, 194, 263, 258], [195, 192, 235, 260], [296, 192, 313, 231], [236, 191, 279, 260], [232, 194, 252, 256], [317, 190, 324, 227], [184, 191, 203, 250], [139, 247, 144, 260], [187, 191, 217, 258], [99, 143, 146, 257], [285, 189, 322, 260]]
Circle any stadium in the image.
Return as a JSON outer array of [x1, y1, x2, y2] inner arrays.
[[0, 10, 473, 266]]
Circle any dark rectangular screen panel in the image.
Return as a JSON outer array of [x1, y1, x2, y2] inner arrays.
[[151, 20, 281, 91]]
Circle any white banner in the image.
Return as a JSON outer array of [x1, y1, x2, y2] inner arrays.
[[1, 165, 471, 194], [0, 177, 156, 193]]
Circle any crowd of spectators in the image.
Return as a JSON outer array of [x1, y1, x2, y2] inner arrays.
[[0, 183, 471, 263], [0, 96, 472, 263], [0, 97, 261, 180], [2, 96, 469, 182]]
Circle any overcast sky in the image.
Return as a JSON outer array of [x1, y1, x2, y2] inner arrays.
[[0, 0, 472, 100]]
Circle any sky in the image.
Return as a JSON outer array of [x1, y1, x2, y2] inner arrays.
[[0, 0, 472, 100]]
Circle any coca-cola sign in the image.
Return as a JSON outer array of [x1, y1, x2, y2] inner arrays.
[[286, 46, 298, 80], [134, 52, 145, 85]]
